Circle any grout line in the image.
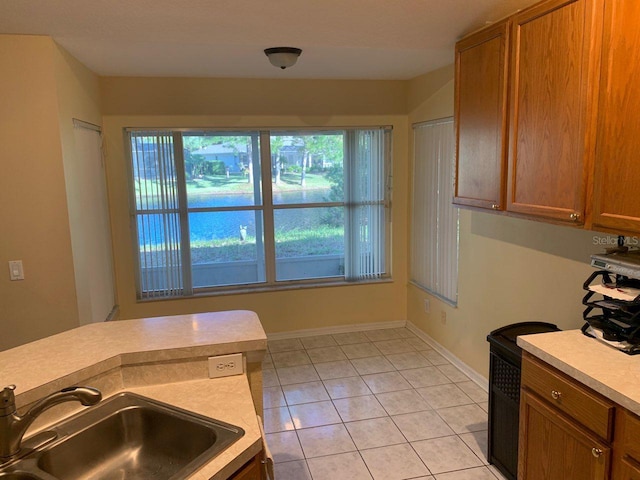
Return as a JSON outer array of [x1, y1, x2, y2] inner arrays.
[[406, 321, 489, 391], [266, 327, 492, 478]]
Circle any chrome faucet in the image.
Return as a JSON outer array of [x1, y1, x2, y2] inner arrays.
[[0, 384, 102, 459]]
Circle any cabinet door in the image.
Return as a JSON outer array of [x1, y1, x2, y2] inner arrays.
[[507, 0, 601, 224], [454, 21, 509, 210], [228, 454, 262, 480], [592, 0, 640, 233], [519, 390, 610, 480], [612, 409, 640, 480], [614, 457, 640, 480]]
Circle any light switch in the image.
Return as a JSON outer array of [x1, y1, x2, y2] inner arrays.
[[8, 260, 24, 281]]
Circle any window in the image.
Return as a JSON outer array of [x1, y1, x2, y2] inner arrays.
[[410, 118, 459, 305], [128, 128, 392, 299]]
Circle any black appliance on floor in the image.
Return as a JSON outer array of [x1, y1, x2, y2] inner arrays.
[[486, 322, 560, 480]]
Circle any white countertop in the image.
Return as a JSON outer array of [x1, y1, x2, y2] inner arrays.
[[128, 376, 262, 480], [0, 310, 267, 395], [0, 310, 268, 479], [517, 329, 640, 416]]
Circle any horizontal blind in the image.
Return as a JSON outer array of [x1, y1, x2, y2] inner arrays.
[[411, 119, 458, 304]]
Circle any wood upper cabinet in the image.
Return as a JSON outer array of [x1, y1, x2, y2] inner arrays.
[[506, 0, 602, 224], [592, 0, 640, 233], [454, 21, 509, 210]]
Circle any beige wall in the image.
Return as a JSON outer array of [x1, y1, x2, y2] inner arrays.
[[407, 66, 598, 379], [52, 43, 112, 326], [1, 38, 605, 367], [0, 36, 105, 351], [0, 36, 79, 349], [101, 77, 408, 117], [101, 77, 409, 333]]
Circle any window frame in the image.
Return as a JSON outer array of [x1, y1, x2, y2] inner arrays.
[[125, 126, 393, 300]]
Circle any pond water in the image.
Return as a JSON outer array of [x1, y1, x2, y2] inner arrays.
[[138, 189, 340, 246], [187, 189, 329, 208]]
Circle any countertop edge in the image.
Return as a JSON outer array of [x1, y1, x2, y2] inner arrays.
[[0, 311, 267, 396], [126, 376, 263, 480], [517, 330, 640, 417]]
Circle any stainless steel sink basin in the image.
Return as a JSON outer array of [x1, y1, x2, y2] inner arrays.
[[0, 393, 244, 480]]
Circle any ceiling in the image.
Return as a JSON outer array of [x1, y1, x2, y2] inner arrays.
[[0, 0, 535, 80]]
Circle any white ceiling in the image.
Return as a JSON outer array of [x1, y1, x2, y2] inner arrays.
[[0, 0, 535, 79]]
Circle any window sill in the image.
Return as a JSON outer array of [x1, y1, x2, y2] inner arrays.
[[409, 281, 458, 308], [137, 276, 393, 303]]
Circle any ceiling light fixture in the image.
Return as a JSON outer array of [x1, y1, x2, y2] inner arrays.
[[264, 47, 302, 70]]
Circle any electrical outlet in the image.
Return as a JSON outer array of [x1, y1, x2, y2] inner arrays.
[[424, 299, 431, 313], [208, 353, 243, 378], [440, 311, 447, 324]]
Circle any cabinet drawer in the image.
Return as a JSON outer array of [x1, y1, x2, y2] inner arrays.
[[521, 354, 614, 440], [616, 409, 640, 462]]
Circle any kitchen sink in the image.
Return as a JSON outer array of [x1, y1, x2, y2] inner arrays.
[[0, 392, 244, 480]]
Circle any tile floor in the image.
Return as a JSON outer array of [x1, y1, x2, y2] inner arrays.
[[263, 327, 507, 480]]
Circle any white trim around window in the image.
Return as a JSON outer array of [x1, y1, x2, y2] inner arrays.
[[126, 127, 393, 300]]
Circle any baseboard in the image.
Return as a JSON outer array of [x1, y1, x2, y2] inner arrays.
[[105, 305, 119, 322], [266, 318, 488, 391], [266, 320, 406, 341], [406, 321, 489, 392]]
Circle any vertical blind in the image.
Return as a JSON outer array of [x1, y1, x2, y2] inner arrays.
[[345, 129, 390, 280], [411, 118, 459, 304], [129, 131, 185, 299]]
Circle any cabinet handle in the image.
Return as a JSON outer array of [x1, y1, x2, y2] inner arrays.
[[569, 213, 581, 221], [592, 448, 603, 458], [491, 204, 500, 210], [551, 390, 562, 400]]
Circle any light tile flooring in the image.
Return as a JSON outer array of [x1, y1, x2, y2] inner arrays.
[[263, 327, 507, 480]]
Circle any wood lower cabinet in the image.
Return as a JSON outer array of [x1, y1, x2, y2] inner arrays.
[[519, 354, 612, 480], [519, 390, 610, 479], [521, 353, 614, 440], [228, 454, 262, 480], [520, 353, 640, 480], [612, 410, 640, 480], [592, 0, 640, 233], [454, 21, 509, 210], [506, 0, 601, 224], [617, 458, 640, 480]]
